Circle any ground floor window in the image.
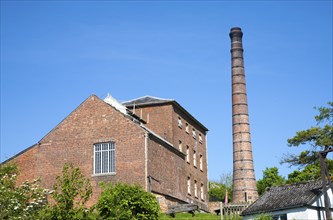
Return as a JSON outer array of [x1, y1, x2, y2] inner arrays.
[[187, 177, 191, 194]]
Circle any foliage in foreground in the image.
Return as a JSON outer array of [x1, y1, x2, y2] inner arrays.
[[96, 182, 160, 220], [253, 213, 273, 220], [0, 164, 49, 220], [39, 163, 93, 220], [159, 212, 242, 220]]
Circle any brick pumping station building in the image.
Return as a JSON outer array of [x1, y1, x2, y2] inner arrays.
[[2, 94, 209, 211]]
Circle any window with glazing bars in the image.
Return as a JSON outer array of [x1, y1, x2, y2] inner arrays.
[[94, 142, 115, 174]]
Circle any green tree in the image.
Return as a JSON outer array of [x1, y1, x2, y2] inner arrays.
[[256, 167, 285, 195], [208, 172, 233, 203], [208, 181, 226, 202], [281, 102, 333, 167], [40, 163, 93, 219], [287, 160, 333, 184], [96, 182, 160, 220], [0, 164, 49, 220]]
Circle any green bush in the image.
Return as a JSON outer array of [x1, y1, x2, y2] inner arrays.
[[39, 163, 93, 220], [254, 213, 273, 220], [0, 164, 49, 220], [96, 182, 160, 220]]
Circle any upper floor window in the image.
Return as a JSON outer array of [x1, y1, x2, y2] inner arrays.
[[179, 140, 182, 152], [192, 128, 196, 139], [186, 146, 190, 163], [193, 150, 197, 167], [199, 134, 203, 143], [185, 123, 189, 133], [187, 176, 191, 195], [94, 142, 115, 175], [178, 117, 183, 128], [199, 154, 203, 171]]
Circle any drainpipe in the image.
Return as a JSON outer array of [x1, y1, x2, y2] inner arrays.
[[144, 133, 148, 191]]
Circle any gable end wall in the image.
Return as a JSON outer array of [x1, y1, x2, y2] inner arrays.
[[7, 95, 147, 206]]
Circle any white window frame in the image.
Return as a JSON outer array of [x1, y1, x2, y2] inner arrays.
[[178, 117, 182, 128], [193, 150, 197, 167], [199, 154, 203, 171], [199, 133, 203, 143], [185, 123, 189, 133], [192, 128, 196, 138], [187, 177, 191, 195], [179, 140, 182, 152], [186, 146, 190, 163], [94, 142, 115, 175], [194, 180, 198, 198], [200, 184, 204, 200]]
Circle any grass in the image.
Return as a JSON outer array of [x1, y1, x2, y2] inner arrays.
[[159, 212, 242, 220]]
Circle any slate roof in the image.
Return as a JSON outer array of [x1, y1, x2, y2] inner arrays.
[[123, 96, 174, 106], [123, 96, 208, 132], [242, 180, 325, 216]]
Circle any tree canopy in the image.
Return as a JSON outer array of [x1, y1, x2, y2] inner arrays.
[[208, 172, 233, 203], [281, 102, 333, 167], [39, 163, 93, 220], [256, 167, 285, 195]]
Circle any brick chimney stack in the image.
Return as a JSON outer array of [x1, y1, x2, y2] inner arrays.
[[229, 27, 258, 203]]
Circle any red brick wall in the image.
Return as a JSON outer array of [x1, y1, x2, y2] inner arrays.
[[9, 95, 147, 206], [147, 135, 187, 201], [10, 145, 38, 184], [7, 95, 208, 210], [132, 104, 174, 143], [172, 106, 208, 210], [128, 102, 209, 210]]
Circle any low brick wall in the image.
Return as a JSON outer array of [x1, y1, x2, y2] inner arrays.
[[208, 202, 221, 214]]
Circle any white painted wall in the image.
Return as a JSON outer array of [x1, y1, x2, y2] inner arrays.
[[243, 188, 333, 220]]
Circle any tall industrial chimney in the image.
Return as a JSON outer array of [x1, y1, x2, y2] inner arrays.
[[229, 27, 258, 203]]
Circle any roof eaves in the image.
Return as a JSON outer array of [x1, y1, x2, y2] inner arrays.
[[242, 204, 308, 216], [172, 101, 209, 132], [1, 143, 38, 165]]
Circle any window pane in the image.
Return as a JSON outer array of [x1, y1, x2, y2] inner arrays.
[[102, 143, 108, 151], [95, 143, 101, 152], [102, 151, 108, 173], [110, 149, 115, 172], [95, 151, 101, 174]]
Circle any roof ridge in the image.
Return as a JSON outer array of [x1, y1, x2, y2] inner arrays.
[[122, 95, 174, 104], [268, 179, 322, 192]]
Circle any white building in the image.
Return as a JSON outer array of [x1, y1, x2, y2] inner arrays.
[[242, 180, 333, 220]]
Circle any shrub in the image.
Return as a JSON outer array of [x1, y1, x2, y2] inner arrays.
[[0, 164, 49, 220], [39, 163, 93, 219], [96, 182, 160, 220], [254, 213, 273, 220]]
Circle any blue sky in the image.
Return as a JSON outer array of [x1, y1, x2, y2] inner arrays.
[[1, 1, 332, 181]]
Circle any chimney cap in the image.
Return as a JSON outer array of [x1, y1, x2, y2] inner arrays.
[[229, 27, 243, 38], [230, 27, 242, 32]]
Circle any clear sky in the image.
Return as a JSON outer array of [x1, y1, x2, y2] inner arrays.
[[1, 1, 332, 181]]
